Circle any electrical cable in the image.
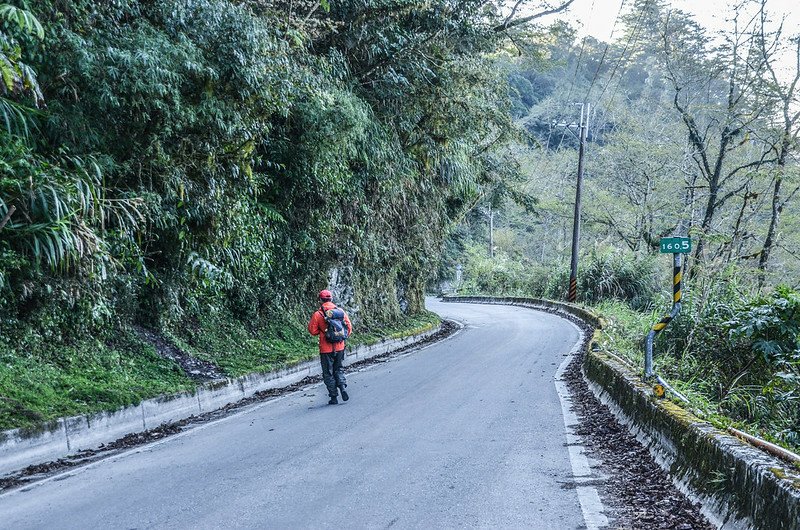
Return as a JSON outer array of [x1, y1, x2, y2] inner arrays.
[[551, 0, 598, 153], [582, 0, 628, 104], [598, 0, 655, 109], [536, 20, 593, 181]]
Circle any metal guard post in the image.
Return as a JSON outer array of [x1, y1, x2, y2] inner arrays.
[[645, 252, 682, 378]]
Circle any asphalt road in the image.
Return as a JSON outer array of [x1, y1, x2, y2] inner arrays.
[[0, 298, 589, 529]]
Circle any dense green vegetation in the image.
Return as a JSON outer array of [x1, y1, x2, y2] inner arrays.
[[0, 0, 535, 429], [449, 0, 800, 452], [165, 308, 441, 378], [596, 285, 800, 453], [0, 330, 193, 429]]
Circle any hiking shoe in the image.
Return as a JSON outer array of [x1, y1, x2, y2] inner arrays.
[[339, 388, 349, 402], [328, 396, 338, 405]]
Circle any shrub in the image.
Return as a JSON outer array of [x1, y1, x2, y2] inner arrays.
[[578, 248, 658, 309], [459, 245, 658, 308], [655, 278, 800, 450]]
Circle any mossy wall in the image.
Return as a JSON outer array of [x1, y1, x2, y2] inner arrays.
[[585, 350, 800, 530], [444, 295, 800, 530]]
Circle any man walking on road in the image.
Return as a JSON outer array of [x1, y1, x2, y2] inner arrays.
[[308, 289, 353, 405]]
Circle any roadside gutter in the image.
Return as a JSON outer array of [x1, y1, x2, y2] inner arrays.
[[0, 323, 443, 476], [444, 295, 800, 530]]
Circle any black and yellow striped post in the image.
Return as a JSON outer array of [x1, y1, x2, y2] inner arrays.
[[672, 255, 683, 306], [568, 276, 578, 303], [645, 250, 684, 379]]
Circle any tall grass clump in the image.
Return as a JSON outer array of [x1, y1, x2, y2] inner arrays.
[[458, 245, 658, 309], [621, 270, 800, 452]]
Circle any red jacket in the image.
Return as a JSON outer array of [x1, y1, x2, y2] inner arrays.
[[308, 301, 353, 353]]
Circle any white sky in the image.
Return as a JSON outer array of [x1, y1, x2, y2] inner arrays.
[[542, 0, 800, 41], [534, 0, 800, 79]]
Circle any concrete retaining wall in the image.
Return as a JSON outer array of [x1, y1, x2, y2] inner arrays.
[[443, 295, 603, 328], [444, 295, 800, 530], [585, 350, 800, 530], [0, 325, 442, 475]]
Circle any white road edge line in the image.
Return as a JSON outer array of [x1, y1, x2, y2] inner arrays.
[[555, 322, 609, 530]]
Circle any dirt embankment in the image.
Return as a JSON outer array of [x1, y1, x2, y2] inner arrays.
[[134, 326, 226, 381]]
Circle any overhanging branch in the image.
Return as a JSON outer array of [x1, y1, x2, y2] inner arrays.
[[495, 0, 576, 31]]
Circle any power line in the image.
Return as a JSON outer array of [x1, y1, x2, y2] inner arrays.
[[598, 0, 655, 109], [582, 0, 628, 104], [526, 0, 601, 194], [553, 0, 597, 151], [566, 36, 589, 103], [528, 31, 589, 187], [545, 25, 593, 165]]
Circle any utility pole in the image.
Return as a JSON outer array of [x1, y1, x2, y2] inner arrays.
[[568, 103, 588, 303]]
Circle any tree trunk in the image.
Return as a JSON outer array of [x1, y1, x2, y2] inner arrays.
[[757, 175, 782, 287]]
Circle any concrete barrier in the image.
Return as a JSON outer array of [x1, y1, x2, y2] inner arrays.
[[444, 295, 800, 530], [66, 407, 144, 453], [585, 350, 800, 530], [443, 295, 603, 328], [0, 323, 443, 476], [0, 421, 65, 473], [143, 390, 204, 429]]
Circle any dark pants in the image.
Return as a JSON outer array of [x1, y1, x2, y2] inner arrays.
[[320, 349, 346, 398]]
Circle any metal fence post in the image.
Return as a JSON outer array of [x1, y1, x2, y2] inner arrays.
[[645, 252, 682, 379]]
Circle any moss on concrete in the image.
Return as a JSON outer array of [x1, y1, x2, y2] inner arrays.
[[586, 348, 800, 530], [442, 295, 800, 529]]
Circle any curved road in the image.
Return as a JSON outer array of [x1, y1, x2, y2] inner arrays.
[[0, 299, 597, 529]]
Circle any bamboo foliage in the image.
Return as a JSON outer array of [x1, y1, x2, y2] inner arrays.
[[0, 0, 532, 330], [1, 145, 143, 271], [0, 3, 43, 136]]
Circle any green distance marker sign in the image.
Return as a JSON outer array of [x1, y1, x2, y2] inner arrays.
[[660, 237, 691, 253]]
